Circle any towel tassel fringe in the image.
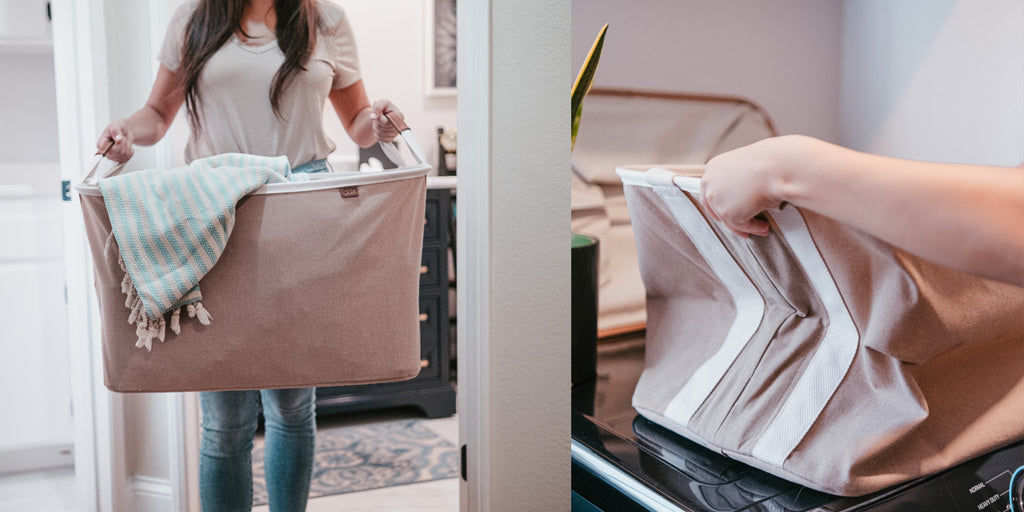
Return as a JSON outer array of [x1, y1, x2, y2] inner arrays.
[[170, 308, 181, 335]]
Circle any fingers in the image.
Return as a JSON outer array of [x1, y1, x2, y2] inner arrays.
[[701, 188, 722, 222], [107, 133, 134, 163], [369, 99, 402, 143], [712, 212, 771, 239], [731, 216, 771, 238], [370, 98, 402, 119], [97, 122, 134, 163], [701, 189, 771, 238]]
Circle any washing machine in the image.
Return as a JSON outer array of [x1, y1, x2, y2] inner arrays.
[[571, 336, 1024, 512]]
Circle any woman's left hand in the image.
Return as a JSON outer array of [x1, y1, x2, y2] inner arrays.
[[369, 99, 403, 143]]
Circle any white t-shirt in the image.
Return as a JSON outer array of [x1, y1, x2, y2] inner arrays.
[[158, 0, 362, 165]]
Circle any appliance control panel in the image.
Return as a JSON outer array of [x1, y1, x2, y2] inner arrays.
[[865, 442, 1023, 512]]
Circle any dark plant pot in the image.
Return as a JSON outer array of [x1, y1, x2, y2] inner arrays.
[[571, 233, 599, 386]]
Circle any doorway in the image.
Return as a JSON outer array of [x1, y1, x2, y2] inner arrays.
[[52, 0, 570, 510]]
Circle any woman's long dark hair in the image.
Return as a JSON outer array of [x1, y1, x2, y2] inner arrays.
[[179, 0, 325, 133]]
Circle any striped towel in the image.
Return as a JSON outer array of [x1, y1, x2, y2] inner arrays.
[[99, 153, 290, 350]]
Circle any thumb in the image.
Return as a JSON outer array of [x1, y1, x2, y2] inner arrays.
[[374, 99, 401, 117]]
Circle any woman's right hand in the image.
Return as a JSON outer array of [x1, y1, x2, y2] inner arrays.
[[97, 120, 135, 163], [701, 135, 813, 238]]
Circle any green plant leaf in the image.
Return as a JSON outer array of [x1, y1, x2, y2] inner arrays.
[[571, 24, 608, 152]]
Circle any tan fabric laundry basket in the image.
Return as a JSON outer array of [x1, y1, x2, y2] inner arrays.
[[618, 163, 1024, 497], [76, 159, 429, 393]]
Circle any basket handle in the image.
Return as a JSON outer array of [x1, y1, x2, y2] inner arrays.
[[378, 112, 428, 168], [82, 139, 127, 185]]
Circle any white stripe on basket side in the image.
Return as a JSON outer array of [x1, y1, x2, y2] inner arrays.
[[619, 167, 766, 426], [749, 204, 860, 467]]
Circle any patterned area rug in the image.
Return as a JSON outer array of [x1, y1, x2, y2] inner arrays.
[[252, 419, 459, 505]]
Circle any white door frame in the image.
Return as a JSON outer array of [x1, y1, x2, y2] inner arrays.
[[457, 0, 571, 510], [52, 0, 115, 509]]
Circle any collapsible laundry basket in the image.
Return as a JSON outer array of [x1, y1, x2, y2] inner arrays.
[[619, 164, 1024, 496], [75, 147, 430, 393]]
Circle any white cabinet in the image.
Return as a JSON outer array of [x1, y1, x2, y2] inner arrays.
[[0, 0, 52, 53]]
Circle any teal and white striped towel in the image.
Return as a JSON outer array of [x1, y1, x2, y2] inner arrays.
[[99, 153, 290, 350]]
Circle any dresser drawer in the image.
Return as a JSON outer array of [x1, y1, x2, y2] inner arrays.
[[414, 338, 440, 381], [424, 196, 441, 242], [419, 246, 444, 288], [418, 295, 442, 341]]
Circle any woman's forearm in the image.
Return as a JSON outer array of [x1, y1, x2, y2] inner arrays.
[[123, 103, 175, 147], [773, 137, 1024, 286], [345, 106, 378, 148], [703, 135, 1024, 287]]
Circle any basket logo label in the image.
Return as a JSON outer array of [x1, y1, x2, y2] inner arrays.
[[341, 186, 359, 198]]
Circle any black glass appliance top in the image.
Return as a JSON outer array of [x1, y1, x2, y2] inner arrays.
[[571, 336, 1024, 512]]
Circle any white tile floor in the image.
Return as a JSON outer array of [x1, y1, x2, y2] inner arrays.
[[0, 411, 459, 512], [0, 465, 77, 512]]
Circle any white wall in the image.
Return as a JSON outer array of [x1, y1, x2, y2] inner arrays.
[[327, 0, 456, 172], [841, 0, 1024, 165], [572, 0, 844, 142], [571, 0, 1024, 164]]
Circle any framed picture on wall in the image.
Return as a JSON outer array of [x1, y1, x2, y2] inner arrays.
[[425, 0, 456, 97]]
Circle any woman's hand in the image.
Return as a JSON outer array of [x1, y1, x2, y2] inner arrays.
[[96, 119, 136, 163], [369, 99, 402, 143], [701, 135, 817, 238]]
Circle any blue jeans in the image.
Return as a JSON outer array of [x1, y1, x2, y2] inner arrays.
[[291, 158, 330, 175], [199, 388, 316, 512]]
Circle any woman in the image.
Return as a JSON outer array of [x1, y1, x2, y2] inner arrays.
[[97, 1, 403, 509], [700, 134, 1024, 288]]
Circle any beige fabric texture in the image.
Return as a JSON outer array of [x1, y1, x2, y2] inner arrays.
[[81, 174, 426, 392], [623, 166, 1024, 496], [159, 0, 362, 165]]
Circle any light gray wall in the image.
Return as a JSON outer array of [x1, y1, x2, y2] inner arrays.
[[572, 0, 844, 142], [841, 0, 1024, 165]]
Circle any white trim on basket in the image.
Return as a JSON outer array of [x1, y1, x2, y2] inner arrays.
[[750, 205, 859, 467], [73, 165, 430, 197]]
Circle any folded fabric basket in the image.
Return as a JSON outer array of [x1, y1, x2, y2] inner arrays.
[[619, 164, 1024, 497], [76, 154, 429, 393]]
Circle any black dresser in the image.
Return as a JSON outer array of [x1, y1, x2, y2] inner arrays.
[[315, 185, 456, 419]]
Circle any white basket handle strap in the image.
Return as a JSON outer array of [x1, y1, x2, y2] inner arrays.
[[82, 139, 127, 185], [378, 112, 428, 167]]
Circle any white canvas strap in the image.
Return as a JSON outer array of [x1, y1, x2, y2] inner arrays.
[[749, 204, 859, 466], [619, 167, 766, 426]]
